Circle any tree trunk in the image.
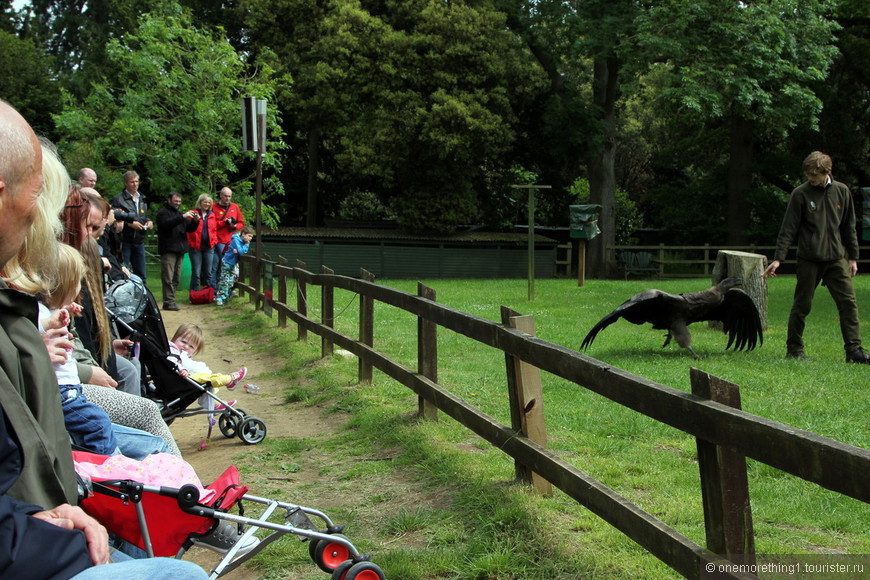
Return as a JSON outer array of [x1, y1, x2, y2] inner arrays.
[[726, 114, 754, 245], [710, 250, 768, 331], [306, 125, 321, 227], [587, 56, 619, 278]]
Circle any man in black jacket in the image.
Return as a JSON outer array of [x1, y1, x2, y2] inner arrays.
[[763, 151, 870, 363], [111, 171, 152, 284], [156, 192, 197, 311]]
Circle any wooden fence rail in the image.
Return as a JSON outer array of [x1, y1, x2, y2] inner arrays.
[[236, 256, 869, 580], [610, 243, 870, 278]]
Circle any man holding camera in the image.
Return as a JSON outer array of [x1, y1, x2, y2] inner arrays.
[[211, 186, 245, 284], [111, 171, 153, 284], [156, 192, 198, 311]]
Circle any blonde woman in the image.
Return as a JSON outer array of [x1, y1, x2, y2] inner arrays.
[[5, 144, 181, 457], [186, 193, 218, 291]]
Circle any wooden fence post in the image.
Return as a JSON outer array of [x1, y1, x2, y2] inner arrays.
[[501, 307, 552, 496], [417, 283, 438, 421], [277, 263, 288, 329], [358, 268, 375, 384], [576, 239, 587, 287], [238, 258, 247, 299], [295, 260, 308, 342], [691, 368, 756, 565], [249, 258, 259, 306], [321, 266, 335, 358]]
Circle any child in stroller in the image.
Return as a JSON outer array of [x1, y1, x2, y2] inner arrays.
[[38, 243, 171, 459], [73, 450, 386, 579], [105, 279, 267, 446], [169, 322, 248, 412]]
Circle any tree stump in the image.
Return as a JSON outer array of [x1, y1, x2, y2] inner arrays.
[[710, 250, 768, 331]]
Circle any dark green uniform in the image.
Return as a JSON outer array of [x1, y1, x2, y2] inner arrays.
[[773, 178, 862, 355]]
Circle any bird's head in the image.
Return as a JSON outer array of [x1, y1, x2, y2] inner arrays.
[[717, 277, 744, 291]]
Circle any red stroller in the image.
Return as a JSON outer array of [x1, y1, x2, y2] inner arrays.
[[73, 451, 386, 579]]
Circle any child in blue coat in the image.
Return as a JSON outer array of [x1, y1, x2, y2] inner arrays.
[[214, 226, 253, 306]]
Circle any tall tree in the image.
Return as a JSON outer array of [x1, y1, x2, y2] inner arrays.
[[25, 0, 150, 97], [244, 0, 544, 231], [812, 0, 870, 186], [635, 0, 839, 244], [1, 0, 19, 33], [52, 4, 288, 219], [499, 0, 642, 276], [0, 30, 61, 136]]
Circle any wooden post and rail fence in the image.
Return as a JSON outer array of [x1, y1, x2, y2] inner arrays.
[[609, 243, 870, 279], [235, 255, 869, 580]]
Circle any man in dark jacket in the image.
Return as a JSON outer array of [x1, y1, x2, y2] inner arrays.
[[111, 171, 152, 284], [156, 192, 197, 311], [763, 150, 870, 364]]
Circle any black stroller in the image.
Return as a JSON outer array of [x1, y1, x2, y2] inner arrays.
[[105, 279, 267, 445]]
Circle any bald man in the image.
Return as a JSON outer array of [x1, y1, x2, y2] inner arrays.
[[0, 100, 208, 579], [211, 186, 244, 284], [78, 167, 97, 189]]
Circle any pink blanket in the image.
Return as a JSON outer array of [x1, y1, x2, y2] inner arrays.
[[75, 453, 215, 503]]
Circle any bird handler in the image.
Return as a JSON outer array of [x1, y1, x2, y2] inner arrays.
[[762, 150, 870, 364]]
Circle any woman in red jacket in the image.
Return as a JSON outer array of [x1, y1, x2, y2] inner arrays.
[[186, 194, 218, 291]]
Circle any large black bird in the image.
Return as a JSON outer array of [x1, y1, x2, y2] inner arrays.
[[581, 277, 763, 358]]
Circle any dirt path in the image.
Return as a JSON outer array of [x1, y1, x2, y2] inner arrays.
[[159, 303, 353, 579]]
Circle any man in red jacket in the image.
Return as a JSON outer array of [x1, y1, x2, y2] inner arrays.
[[211, 187, 244, 285]]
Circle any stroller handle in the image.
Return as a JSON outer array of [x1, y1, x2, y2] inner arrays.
[[105, 306, 143, 343]]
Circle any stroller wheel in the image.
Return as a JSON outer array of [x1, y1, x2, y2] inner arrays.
[[218, 412, 240, 438], [330, 560, 354, 580], [312, 534, 351, 573], [238, 417, 267, 445], [332, 561, 386, 580]]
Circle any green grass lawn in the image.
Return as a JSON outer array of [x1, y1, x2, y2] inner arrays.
[[203, 275, 870, 579]]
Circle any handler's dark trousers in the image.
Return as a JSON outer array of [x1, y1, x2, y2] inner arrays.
[[787, 258, 862, 354]]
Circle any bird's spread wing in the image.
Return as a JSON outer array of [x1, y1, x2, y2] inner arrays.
[[581, 290, 675, 350], [700, 288, 763, 351]]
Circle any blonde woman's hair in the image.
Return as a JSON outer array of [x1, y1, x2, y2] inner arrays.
[[195, 194, 213, 211], [2, 141, 69, 294], [172, 322, 204, 355], [41, 243, 86, 309]]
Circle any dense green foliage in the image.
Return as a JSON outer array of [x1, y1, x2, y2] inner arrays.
[[51, 5, 288, 220], [2, 0, 869, 267], [0, 28, 60, 136]]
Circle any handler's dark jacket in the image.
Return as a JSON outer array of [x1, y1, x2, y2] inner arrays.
[[156, 202, 197, 255], [111, 190, 151, 245], [0, 283, 78, 508], [773, 179, 858, 263]]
